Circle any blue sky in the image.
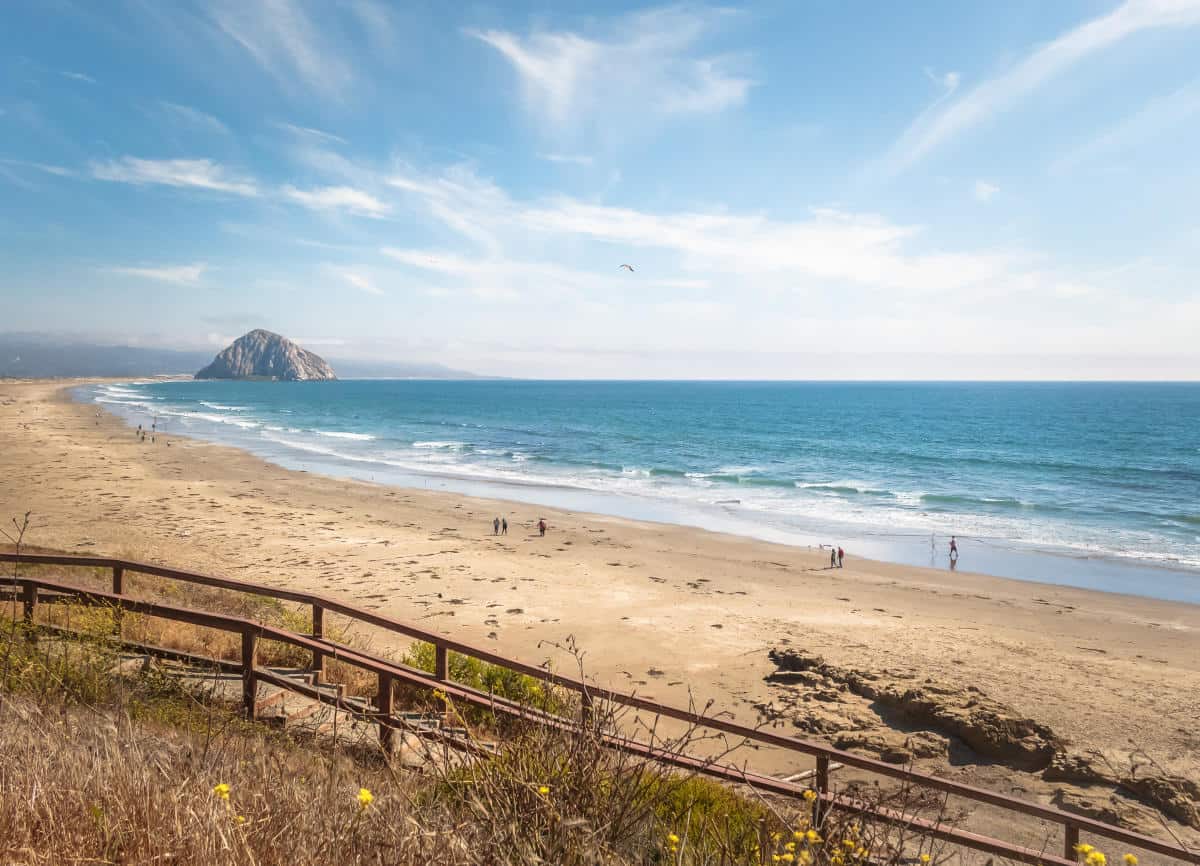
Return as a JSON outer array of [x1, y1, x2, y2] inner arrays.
[[2, 0, 1198, 378]]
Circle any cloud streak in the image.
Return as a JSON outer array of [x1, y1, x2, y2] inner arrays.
[[468, 5, 753, 134], [91, 157, 259, 196], [877, 0, 1200, 176], [109, 263, 208, 285], [282, 184, 389, 217]]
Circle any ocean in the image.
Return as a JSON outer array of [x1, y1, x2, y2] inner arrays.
[[80, 380, 1200, 603]]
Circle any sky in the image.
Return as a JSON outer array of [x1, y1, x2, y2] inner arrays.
[[2, 0, 1199, 379]]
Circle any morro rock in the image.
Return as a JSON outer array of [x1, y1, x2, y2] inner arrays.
[[195, 330, 336, 381]]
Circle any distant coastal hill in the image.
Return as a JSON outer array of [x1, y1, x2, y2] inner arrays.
[[0, 333, 480, 379], [195, 330, 336, 381]]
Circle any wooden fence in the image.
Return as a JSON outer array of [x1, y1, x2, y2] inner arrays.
[[1, 552, 1195, 865]]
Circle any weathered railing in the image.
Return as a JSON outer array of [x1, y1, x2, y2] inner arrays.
[[1, 552, 1195, 865]]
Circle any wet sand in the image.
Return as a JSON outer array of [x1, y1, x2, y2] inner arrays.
[[2, 379, 1198, 842]]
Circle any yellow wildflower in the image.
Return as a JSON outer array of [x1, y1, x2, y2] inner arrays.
[[793, 830, 805, 841], [667, 833, 680, 845], [805, 829, 822, 844], [843, 839, 856, 850], [772, 857, 781, 864], [234, 815, 246, 825], [920, 856, 931, 864], [785, 841, 796, 852], [356, 788, 374, 809], [802, 788, 817, 802], [782, 855, 794, 863], [1086, 852, 1106, 866], [1122, 856, 1137, 866], [1076, 845, 1095, 856], [212, 783, 230, 801], [538, 785, 550, 796], [799, 851, 813, 865]]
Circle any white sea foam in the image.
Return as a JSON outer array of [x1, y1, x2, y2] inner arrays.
[[199, 401, 248, 411], [412, 440, 465, 449], [317, 431, 376, 441]]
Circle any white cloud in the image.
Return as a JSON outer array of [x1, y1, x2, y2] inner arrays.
[[468, 6, 753, 133], [924, 68, 960, 94], [1051, 78, 1200, 172], [973, 180, 1000, 202], [282, 184, 389, 217], [60, 70, 96, 84], [385, 164, 1021, 298], [273, 121, 348, 144], [160, 102, 230, 135], [91, 157, 259, 196], [0, 158, 74, 177], [878, 0, 1200, 176], [539, 152, 594, 166], [109, 263, 207, 285], [338, 270, 384, 296], [209, 0, 353, 99]]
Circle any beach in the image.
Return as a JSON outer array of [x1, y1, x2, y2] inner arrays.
[[3, 379, 1199, 841]]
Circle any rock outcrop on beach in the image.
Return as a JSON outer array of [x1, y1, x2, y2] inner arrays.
[[195, 330, 336, 381], [759, 647, 1200, 833]]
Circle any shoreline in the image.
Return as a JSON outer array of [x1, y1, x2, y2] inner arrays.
[[77, 379, 1200, 605], [3, 378, 1199, 836]]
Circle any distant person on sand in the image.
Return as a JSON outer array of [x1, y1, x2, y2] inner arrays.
[[830, 547, 837, 569], [493, 516, 500, 535], [837, 546, 844, 568], [538, 518, 546, 537], [949, 536, 959, 570], [501, 517, 508, 535]]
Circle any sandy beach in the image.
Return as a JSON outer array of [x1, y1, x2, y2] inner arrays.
[[3, 379, 1199, 842]]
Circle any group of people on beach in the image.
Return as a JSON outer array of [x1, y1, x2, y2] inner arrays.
[[492, 516, 548, 537], [829, 545, 845, 568]]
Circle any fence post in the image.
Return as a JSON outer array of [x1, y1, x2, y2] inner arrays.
[[581, 688, 594, 726], [1064, 824, 1079, 861], [311, 603, 326, 684], [111, 566, 124, 637], [241, 628, 258, 720], [377, 671, 396, 754], [814, 755, 830, 826], [21, 581, 37, 639], [434, 643, 449, 682]]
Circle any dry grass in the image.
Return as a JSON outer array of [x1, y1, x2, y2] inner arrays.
[[0, 551, 1004, 866]]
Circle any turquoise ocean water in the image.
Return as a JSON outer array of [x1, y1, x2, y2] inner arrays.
[[80, 380, 1200, 603]]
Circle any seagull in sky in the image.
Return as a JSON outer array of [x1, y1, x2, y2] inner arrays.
[[619, 264, 635, 272]]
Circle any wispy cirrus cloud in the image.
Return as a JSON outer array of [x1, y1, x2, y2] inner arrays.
[[208, 0, 353, 99], [538, 152, 595, 166], [282, 184, 389, 217], [337, 270, 384, 296], [60, 70, 96, 84], [0, 158, 74, 178], [108, 263, 207, 285], [1051, 78, 1200, 173], [273, 121, 348, 145], [91, 157, 259, 196], [875, 0, 1200, 177], [973, 180, 1000, 203], [160, 101, 229, 135], [468, 5, 753, 135]]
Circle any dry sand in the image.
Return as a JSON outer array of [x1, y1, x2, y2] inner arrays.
[[2, 379, 1198, 842]]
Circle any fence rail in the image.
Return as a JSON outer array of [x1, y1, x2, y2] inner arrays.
[[1, 552, 1195, 865]]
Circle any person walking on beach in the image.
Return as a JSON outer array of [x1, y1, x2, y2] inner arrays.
[[493, 517, 500, 535], [830, 546, 837, 569], [538, 518, 547, 537], [837, 546, 844, 568], [949, 536, 959, 570], [501, 517, 508, 535]]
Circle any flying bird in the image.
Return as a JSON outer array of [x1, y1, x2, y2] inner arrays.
[[619, 264, 635, 272]]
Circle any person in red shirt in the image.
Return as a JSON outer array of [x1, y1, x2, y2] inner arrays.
[[837, 546, 844, 568]]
